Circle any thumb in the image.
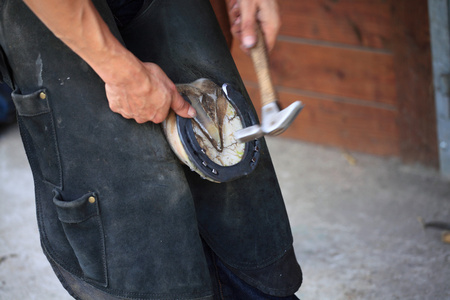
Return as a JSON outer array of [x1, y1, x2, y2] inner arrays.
[[239, 1, 258, 49], [171, 94, 196, 119]]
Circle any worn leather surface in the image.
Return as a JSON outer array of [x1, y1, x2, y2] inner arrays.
[[0, 0, 302, 298]]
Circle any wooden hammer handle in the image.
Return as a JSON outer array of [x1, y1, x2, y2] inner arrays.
[[250, 26, 278, 107]]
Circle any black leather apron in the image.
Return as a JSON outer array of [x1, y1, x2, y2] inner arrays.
[[0, 0, 302, 298]]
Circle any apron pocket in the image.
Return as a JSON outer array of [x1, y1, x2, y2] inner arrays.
[[11, 89, 62, 187], [53, 189, 108, 287]]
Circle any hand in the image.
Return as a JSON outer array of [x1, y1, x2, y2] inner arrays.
[[22, 0, 195, 124], [105, 62, 196, 124], [226, 0, 281, 52]]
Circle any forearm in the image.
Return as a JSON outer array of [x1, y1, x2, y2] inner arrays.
[[21, 0, 194, 123], [22, 0, 142, 85]]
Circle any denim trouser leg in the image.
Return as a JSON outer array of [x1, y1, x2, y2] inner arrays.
[[105, 0, 145, 28], [201, 240, 300, 300], [213, 260, 300, 300]]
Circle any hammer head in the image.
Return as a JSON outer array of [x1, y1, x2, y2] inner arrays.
[[234, 101, 303, 143], [233, 124, 263, 142]]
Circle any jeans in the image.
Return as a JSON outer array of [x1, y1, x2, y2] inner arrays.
[[0, 83, 14, 123], [214, 260, 299, 300], [203, 241, 300, 300], [106, 0, 145, 28]]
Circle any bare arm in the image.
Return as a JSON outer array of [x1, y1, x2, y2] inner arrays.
[[22, 0, 195, 124], [226, 0, 281, 52]]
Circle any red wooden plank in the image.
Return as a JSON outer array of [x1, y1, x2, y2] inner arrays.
[[279, 0, 393, 49], [245, 84, 400, 156], [232, 41, 397, 106], [390, 0, 438, 167]]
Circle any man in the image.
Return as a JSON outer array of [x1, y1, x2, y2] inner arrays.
[[0, 0, 302, 299]]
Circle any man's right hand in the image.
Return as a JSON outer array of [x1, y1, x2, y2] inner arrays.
[[105, 62, 196, 124]]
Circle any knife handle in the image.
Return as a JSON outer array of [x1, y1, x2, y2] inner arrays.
[[250, 25, 278, 107]]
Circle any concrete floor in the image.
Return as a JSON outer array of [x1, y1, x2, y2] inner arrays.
[[1, 123, 449, 300]]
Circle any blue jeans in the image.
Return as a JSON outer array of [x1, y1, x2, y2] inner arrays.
[[105, 0, 145, 28], [203, 241, 300, 300], [0, 83, 14, 123], [214, 260, 299, 300]]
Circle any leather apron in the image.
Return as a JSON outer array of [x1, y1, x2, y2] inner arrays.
[[0, 0, 302, 298]]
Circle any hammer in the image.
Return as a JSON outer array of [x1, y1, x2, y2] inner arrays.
[[234, 26, 303, 143]]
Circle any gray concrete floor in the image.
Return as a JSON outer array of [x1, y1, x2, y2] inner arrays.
[[1, 123, 449, 300]]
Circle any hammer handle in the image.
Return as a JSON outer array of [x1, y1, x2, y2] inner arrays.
[[250, 26, 278, 107]]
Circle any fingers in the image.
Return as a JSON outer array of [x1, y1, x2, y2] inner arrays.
[[105, 62, 196, 124], [228, 0, 241, 38], [229, 0, 280, 53], [108, 89, 194, 124], [237, 0, 258, 50], [171, 94, 197, 119], [106, 85, 158, 124], [258, 1, 280, 51]]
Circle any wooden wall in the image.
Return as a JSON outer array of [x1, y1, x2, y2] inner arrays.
[[229, 0, 438, 166]]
